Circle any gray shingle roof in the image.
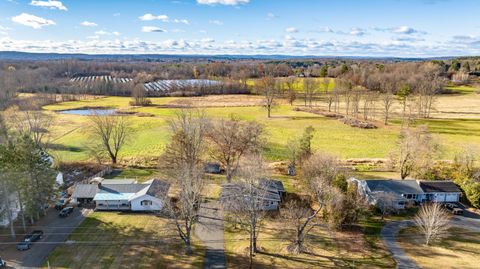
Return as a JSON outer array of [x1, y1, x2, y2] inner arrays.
[[259, 179, 285, 193], [365, 180, 424, 194], [419, 181, 461, 193], [72, 184, 99, 198], [145, 179, 171, 198], [72, 179, 170, 199], [97, 184, 147, 194]]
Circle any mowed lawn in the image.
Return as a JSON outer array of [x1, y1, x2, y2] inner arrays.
[[398, 228, 480, 269], [43, 93, 480, 163], [44, 212, 204, 269]]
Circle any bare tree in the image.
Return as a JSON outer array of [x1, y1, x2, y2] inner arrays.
[[224, 155, 268, 269], [375, 191, 400, 220], [280, 199, 321, 254], [414, 203, 451, 246], [304, 78, 319, 108], [89, 114, 131, 164], [258, 76, 277, 118], [390, 126, 438, 179], [207, 115, 263, 182], [285, 77, 297, 106], [381, 90, 395, 125], [162, 110, 209, 255], [7, 109, 53, 149]]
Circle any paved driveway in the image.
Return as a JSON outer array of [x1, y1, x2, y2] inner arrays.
[[195, 201, 226, 269], [381, 220, 418, 269], [3, 207, 90, 269], [381, 212, 480, 269]]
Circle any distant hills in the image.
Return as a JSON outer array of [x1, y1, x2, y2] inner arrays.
[[0, 51, 455, 62]]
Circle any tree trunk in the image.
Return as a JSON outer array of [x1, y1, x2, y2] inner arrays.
[[226, 167, 233, 182]]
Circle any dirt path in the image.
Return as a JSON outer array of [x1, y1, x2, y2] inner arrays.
[[195, 201, 226, 269]]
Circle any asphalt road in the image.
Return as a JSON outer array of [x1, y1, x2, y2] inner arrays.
[[195, 201, 226, 269], [4, 208, 90, 269]]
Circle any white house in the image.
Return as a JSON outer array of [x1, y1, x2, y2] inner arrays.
[[220, 179, 285, 211], [350, 178, 425, 209], [72, 178, 170, 212], [350, 178, 463, 210]]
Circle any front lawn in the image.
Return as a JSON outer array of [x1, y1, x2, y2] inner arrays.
[[44, 212, 204, 269], [398, 227, 480, 269], [223, 217, 394, 269]]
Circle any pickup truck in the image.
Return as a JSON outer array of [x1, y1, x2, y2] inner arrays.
[[55, 198, 70, 210]]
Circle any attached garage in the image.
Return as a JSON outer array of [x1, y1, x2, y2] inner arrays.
[[419, 181, 461, 203]]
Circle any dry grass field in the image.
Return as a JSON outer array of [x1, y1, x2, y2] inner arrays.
[[397, 227, 480, 269], [44, 212, 204, 269]]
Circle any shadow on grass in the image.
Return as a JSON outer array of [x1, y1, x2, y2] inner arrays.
[[46, 143, 84, 153], [46, 212, 205, 269]]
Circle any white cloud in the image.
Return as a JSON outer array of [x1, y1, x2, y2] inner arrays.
[[139, 13, 169, 21], [209, 20, 223, 25], [197, 0, 249, 5], [12, 13, 55, 29], [392, 26, 418, 34], [81, 21, 97, 27], [266, 12, 276, 20], [142, 26, 166, 33], [94, 30, 120, 36], [172, 19, 189, 25], [374, 26, 426, 35], [285, 27, 298, 33], [349, 27, 366, 36], [139, 13, 188, 24], [30, 0, 67, 11], [0, 36, 474, 57]]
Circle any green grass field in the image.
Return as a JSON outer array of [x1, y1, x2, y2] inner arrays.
[[43, 88, 480, 164], [44, 212, 204, 269], [247, 77, 335, 92]]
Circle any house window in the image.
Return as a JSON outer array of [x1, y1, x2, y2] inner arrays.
[[406, 194, 412, 199], [141, 200, 153, 206]]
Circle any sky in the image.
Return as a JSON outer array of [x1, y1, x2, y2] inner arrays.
[[0, 0, 479, 57]]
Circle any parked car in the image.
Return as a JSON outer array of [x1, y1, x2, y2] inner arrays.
[[444, 203, 464, 215], [24, 230, 44, 242], [59, 207, 74, 217], [0, 257, 6, 268], [55, 198, 70, 210], [16, 241, 31, 251]]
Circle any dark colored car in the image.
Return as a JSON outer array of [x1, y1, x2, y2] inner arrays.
[[445, 203, 464, 215], [16, 241, 31, 251], [24, 230, 44, 242], [0, 257, 6, 268], [59, 207, 74, 217]]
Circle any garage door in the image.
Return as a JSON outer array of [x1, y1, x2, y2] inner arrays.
[[445, 193, 459, 202], [434, 193, 446, 202]]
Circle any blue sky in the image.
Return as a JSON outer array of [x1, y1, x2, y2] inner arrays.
[[0, 0, 479, 56]]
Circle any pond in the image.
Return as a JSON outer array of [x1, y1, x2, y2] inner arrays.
[[58, 109, 117, 116]]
